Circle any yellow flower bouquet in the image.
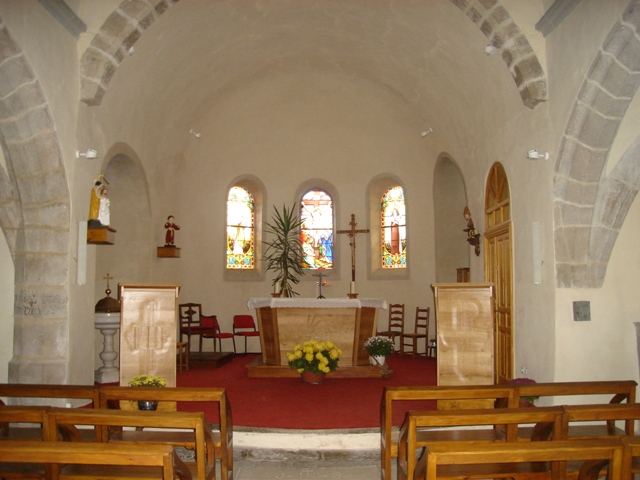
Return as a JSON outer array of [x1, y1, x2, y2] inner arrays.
[[286, 339, 342, 374], [128, 374, 166, 387]]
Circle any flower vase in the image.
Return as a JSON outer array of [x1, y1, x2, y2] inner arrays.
[[137, 400, 159, 411], [370, 355, 386, 366], [301, 371, 326, 384]]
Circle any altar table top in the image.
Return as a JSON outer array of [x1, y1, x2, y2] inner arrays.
[[246, 297, 388, 310]]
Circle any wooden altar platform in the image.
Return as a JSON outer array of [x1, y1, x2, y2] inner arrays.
[[188, 351, 234, 370], [245, 355, 384, 378]]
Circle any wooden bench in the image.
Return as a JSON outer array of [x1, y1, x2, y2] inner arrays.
[[98, 386, 233, 480], [397, 406, 565, 480], [0, 440, 191, 480], [381, 385, 519, 480], [47, 407, 214, 480], [514, 380, 637, 440], [0, 405, 52, 443], [414, 437, 624, 480]]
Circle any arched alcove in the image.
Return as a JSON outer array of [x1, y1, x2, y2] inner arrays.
[[433, 156, 468, 283]]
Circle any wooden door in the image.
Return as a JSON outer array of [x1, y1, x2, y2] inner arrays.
[[484, 163, 514, 384]]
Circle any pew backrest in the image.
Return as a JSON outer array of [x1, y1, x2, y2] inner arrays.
[[516, 380, 637, 406], [98, 386, 232, 480], [417, 438, 624, 480], [0, 440, 190, 480], [560, 403, 640, 439], [0, 384, 100, 408]]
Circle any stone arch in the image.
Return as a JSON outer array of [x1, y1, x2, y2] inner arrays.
[[554, 0, 640, 288], [80, 0, 179, 106], [448, 0, 547, 109], [0, 19, 71, 383], [81, 0, 546, 110]]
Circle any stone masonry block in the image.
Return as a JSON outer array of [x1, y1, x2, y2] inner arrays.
[[576, 108, 620, 150], [561, 202, 595, 227], [564, 179, 598, 206], [589, 226, 618, 265], [519, 79, 547, 109], [100, 10, 136, 47], [599, 57, 640, 98], [569, 143, 607, 183], [122, 29, 142, 51], [23, 253, 68, 286], [9, 359, 69, 386], [555, 262, 573, 288], [10, 133, 63, 177], [22, 203, 70, 230], [119, 0, 156, 24], [587, 51, 616, 85], [554, 175, 570, 202], [578, 81, 630, 119], [569, 264, 599, 289], [608, 29, 640, 71], [17, 171, 68, 207], [602, 23, 635, 58], [466, 6, 483, 25], [554, 225, 571, 262], [0, 55, 35, 99], [0, 81, 46, 121], [1, 106, 53, 144], [512, 55, 544, 87], [0, 25, 20, 61], [80, 78, 106, 106], [23, 228, 69, 255], [14, 287, 68, 320], [488, 5, 509, 25], [12, 317, 68, 358], [450, 0, 473, 12], [80, 48, 115, 81], [480, 19, 494, 37]]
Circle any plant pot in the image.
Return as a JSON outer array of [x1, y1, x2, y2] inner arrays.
[[370, 355, 386, 366], [137, 400, 159, 411], [301, 371, 326, 384]]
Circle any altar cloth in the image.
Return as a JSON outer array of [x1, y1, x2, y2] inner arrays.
[[247, 297, 388, 310]]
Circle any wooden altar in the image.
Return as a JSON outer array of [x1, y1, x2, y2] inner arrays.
[[246, 298, 387, 378]]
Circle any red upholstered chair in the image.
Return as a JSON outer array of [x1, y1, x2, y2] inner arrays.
[[233, 315, 260, 355], [179, 303, 216, 353], [202, 316, 236, 353]]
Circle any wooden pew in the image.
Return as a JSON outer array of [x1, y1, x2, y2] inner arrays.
[[514, 380, 637, 440], [414, 438, 624, 480], [397, 406, 564, 480], [0, 440, 191, 480], [380, 385, 519, 480], [99, 386, 233, 480], [47, 407, 215, 480]]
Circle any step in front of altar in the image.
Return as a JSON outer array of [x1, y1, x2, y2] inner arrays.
[[246, 356, 383, 378]]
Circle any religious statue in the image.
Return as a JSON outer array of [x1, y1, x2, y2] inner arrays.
[[88, 175, 109, 228], [164, 215, 180, 247]]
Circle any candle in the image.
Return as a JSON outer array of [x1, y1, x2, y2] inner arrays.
[[350, 281, 356, 294], [274, 283, 281, 294]]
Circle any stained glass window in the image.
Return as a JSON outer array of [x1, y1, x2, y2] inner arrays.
[[300, 190, 333, 269], [381, 186, 406, 268], [226, 186, 254, 269]]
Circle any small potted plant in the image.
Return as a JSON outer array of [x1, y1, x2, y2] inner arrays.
[[364, 336, 395, 366], [286, 339, 342, 384], [509, 377, 539, 406], [128, 374, 166, 410]]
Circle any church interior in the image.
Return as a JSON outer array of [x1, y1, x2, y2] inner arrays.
[[1, 0, 640, 477]]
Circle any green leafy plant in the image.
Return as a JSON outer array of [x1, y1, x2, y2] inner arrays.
[[128, 374, 166, 387], [364, 336, 395, 357], [286, 339, 342, 374], [264, 204, 305, 297]]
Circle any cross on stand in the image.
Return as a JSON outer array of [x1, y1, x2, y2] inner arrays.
[[103, 273, 113, 296], [312, 270, 329, 299], [337, 214, 370, 296]]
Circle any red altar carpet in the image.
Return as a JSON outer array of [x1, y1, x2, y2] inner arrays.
[[176, 353, 437, 430]]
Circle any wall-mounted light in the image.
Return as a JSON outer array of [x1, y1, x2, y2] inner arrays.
[[76, 149, 98, 159], [485, 44, 498, 56], [527, 149, 549, 160], [463, 206, 481, 256], [420, 128, 433, 137], [189, 129, 201, 139]]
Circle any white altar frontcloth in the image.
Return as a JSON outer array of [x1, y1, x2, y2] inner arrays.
[[247, 297, 388, 311]]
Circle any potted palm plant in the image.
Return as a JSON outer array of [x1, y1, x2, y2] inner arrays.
[[264, 204, 305, 297]]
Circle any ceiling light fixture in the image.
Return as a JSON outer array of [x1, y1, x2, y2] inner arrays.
[[527, 150, 549, 160], [76, 149, 98, 159], [189, 129, 201, 139]]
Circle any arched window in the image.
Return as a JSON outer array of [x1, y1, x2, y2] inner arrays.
[[381, 186, 406, 268], [226, 186, 255, 269], [300, 190, 333, 269]]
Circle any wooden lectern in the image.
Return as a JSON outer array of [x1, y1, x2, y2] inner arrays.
[[431, 283, 495, 387], [118, 284, 180, 388]]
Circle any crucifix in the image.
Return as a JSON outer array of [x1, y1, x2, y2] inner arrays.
[[337, 214, 370, 294]]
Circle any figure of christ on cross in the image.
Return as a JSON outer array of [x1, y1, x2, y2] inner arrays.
[[337, 214, 370, 294]]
